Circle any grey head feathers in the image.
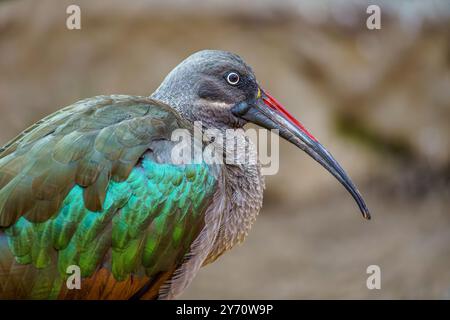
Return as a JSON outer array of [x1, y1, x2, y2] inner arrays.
[[151, 50, 258, 129]]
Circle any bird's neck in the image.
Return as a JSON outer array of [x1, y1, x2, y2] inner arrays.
[[150, 91, 264, 262], [205, 136, 265, 265]]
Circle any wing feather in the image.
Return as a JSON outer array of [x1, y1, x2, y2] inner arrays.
[[0, 95, 218, 299], [0, 95, 185, 227]]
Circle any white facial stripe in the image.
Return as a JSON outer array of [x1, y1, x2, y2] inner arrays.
[[197, 99, 232, 109]]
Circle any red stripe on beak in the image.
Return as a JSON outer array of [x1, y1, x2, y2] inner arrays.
[[262, 90, 317, 142]]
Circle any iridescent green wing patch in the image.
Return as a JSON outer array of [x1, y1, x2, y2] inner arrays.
[[4, 156, 216, 299]]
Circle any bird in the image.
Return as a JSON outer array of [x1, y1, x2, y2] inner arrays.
[[0, 50, 369, 299]]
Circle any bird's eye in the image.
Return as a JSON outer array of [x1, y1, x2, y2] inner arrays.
[[226, 72, 240, 85]]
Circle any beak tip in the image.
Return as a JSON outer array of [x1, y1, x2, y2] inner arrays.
[[362, 208, 371, 220]]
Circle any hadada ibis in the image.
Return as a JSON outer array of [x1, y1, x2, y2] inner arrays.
[[0, 50, 369, 299]]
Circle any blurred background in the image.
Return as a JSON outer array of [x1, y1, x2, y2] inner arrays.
[[0, 0, 449, 298]]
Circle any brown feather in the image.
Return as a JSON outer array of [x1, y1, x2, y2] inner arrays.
[[83, 169, 109, 212]]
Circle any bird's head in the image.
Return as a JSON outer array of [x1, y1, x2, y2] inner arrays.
[[152, 50, 370, 219]]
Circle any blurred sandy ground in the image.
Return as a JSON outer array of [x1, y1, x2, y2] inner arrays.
[[0, 0, 449, 298]]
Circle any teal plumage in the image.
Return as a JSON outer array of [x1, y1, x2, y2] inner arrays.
[[4, 158, 215, 299], [0, 95, 217, 299]]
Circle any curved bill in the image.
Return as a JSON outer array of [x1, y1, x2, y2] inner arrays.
[[233, 88, 370, 220]]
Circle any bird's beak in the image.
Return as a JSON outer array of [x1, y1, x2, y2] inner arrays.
[[232, 88, 370, 219]]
